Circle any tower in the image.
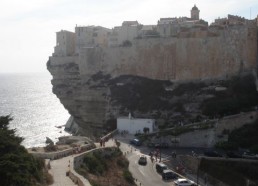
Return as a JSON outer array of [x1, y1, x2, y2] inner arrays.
[[191, 4, 200, 20]]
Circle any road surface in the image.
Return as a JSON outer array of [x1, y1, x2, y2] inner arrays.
[[119, 141, 174, 186]]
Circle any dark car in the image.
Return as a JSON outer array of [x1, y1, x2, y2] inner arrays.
[[226, 151, 242, 158], [204, 150, 223, 157], [138, 156, 147, 165], [162, 169, 177, 180], [242, 152, 258, 160], [130, 138, 142, 146]]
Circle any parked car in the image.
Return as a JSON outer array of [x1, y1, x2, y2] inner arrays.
[[130, 138, 142, 146], [174, 178, 196, 186], [162, 169, 177, 180], [138, 156, 147, 165], [226, 151, 242, 158], [156, 162, 168, 174], [204, 150, 222, 157], [242, 152, 258, 160]]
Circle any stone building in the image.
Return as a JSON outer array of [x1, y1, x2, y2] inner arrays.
[[157, 5, 206, 37], [54, 30, 75, 57], [75, 26, 111, 53], [138, 25, 158, 38], [117, 114, 156, 135], [157, 17, 180, 37], [191, 4, 200, 20], [108, 21, 140, 47]]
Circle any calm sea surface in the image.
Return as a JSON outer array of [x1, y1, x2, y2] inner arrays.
[[0, 73, 70, 148]]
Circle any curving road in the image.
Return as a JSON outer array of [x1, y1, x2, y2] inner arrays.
[[119, 142, 174, 186], [128, 153, 173, 186]]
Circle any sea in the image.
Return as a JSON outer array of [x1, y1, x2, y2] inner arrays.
[[0, 73, 71, 148]]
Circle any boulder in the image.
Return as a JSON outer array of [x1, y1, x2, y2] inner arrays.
[[46, 137, 54, 144]]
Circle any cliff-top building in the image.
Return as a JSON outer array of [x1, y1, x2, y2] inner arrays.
[[48, 4, 257, 138], [54, 5, 209, 52], [191, 4, 200, 20]]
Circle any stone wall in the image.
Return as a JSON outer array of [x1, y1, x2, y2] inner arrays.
[[170, 111, 258, 148], [30, 144, 94, 160], [215, 111, 258, 135]]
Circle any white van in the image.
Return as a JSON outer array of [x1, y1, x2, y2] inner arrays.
[[156, 162, 167, 174]]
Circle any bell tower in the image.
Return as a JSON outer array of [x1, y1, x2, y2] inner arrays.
[[191, 4, 200, 20]]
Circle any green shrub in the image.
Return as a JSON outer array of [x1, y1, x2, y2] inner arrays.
[[0, 115, 46, 186], [83, 153, 107, 175], [201, 75, 258, 117], [200, 159, 258, 185], [117, 158, 129, 168], [215, 141, 237, 150], [90, 181, 101, 186], [111, 148, 122, 157], [123, 170, 134, 184]]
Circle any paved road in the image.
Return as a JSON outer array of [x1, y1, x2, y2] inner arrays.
[[128, 152, 173, 186], [118, 137, 175, 186]]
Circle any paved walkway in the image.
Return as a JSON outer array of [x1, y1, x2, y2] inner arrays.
[[48, 139, 116, 186], [49, 156, 76, 186], [47, 134, 134, 186]]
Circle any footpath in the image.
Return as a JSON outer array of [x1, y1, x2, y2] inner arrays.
[[48, 138, 116, 186], [49, 156, 76, 186]]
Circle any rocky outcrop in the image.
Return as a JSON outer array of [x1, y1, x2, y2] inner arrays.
[[47, 25, 258, 139]]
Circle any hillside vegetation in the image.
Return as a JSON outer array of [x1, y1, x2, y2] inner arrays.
[[0, 115, 52, 186], [98, 73, 258, 127], [200, 158, 258, 186], [216, 118, 258, 153], [76, 147, 136, 186]]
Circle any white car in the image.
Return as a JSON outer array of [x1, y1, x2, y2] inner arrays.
[[174, 178, 196, 186]]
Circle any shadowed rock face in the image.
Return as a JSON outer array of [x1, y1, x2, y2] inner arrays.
[[47, 25, 258, 138], [47, 53, 258, 139]]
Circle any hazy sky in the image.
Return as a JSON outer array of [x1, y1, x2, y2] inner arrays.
[[0, 0, 257, 73]]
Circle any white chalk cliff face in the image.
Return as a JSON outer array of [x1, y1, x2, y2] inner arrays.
[[47, 25, 257, 138]]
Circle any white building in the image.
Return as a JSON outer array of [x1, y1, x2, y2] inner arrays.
[[157, 5, 203, 37], [108, 21, 140, 47], [75, 26, 111, 53], [117, 114, 156, 134], [54, 30, 75, 56], [157, 18, 180, 37], [139, 25, 158, 38]]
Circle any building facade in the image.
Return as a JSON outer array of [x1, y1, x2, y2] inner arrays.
[[54, 30, 75, 56], [191, 4, 200, 20], [117, 117, 156, 134], [75, 26, 111, 53]]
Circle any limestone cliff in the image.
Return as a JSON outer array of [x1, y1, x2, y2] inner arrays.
[[47, 25, 258, 138]]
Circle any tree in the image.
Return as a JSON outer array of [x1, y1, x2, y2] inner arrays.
[[143, 127, 150, 134], [0, 115, 45, 186]]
